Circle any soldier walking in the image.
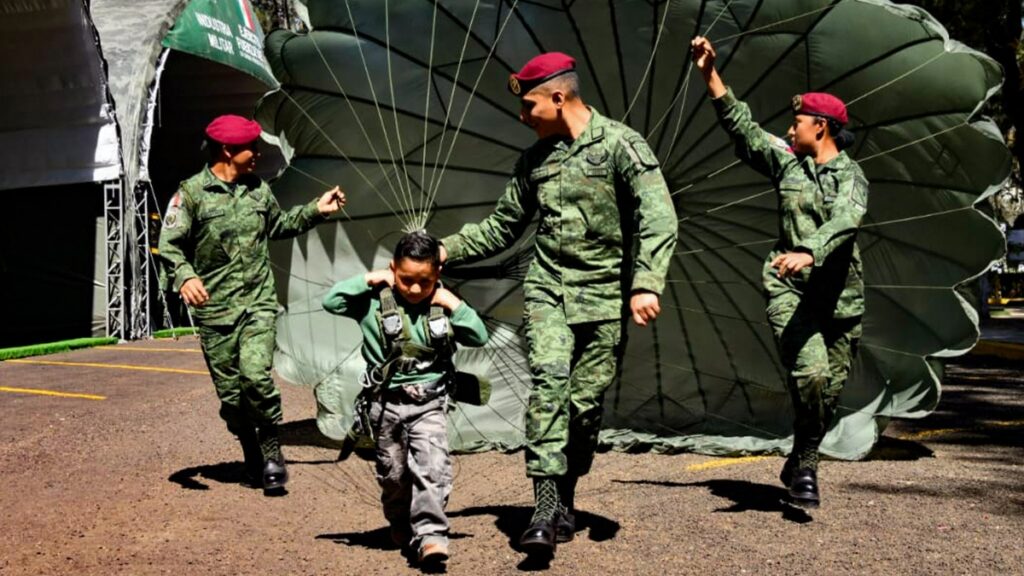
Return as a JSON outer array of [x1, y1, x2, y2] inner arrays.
[[440, 53, 678, 557], [157, 115, 346, 492], [691, 37, 869, 508]]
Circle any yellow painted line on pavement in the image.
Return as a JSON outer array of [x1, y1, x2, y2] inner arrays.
[[686, 455, 771, 472], [6, 359, 208, 375], [0, 386, 106, 401], [97, 346, 202, 352], [899, 419, 1024, 441]]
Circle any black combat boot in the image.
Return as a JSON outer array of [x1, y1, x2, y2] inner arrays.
[[238, 429, 263, 487], [258, 425, 288, 492], [788, 468, 820, 508], [779, 453, 797, 488], [555, 476, 577, 543], [519, 478, 561, 556]]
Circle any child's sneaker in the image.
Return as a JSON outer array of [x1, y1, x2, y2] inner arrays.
[[418, 539, 449, 566]]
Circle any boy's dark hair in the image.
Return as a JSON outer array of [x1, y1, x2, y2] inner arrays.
[[394, 230, 441, 268]]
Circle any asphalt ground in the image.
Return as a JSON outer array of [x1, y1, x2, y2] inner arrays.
[[0, 336, 1021, 575]]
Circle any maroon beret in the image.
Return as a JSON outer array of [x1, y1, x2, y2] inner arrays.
[[508, 52, 576, 96], [792, 92, 848, 125], [205, 114, 262, 145]]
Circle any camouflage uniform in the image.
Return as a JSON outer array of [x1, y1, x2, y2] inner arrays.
[[713, 89, 868, 469], [157, 166, 327, 439], [322, 275, 490, 550], [442, 108, 678, 478]]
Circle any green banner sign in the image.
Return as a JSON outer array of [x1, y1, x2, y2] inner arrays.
[[162, 0, 279, 88]]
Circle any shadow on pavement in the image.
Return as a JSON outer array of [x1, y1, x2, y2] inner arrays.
[[168, 461, 254, 490], [317, 526, 469, 572], [865, 436, 935, 461], [449, 504, 620, 570], [280, 418, 343, 450], [613, 479, 813, 524]]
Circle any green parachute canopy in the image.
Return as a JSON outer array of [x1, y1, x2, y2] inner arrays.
[[254, 0, 1010, 459]]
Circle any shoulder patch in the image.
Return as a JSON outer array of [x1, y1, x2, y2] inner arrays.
[[163, 193, 182, 229], [624, 133, 660, 169], [852, 174, 869, 209]]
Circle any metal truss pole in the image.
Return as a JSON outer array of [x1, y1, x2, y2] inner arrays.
[[104, 179, 125, 340], [128, 181, 152, 339]]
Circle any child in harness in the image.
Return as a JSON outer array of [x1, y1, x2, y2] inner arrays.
[[321, 230, 490, 567]]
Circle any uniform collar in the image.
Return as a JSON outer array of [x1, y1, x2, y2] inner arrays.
[[200, 166, 236, 193], [817, 150, 851, 174], [563, 107, 606, 154]]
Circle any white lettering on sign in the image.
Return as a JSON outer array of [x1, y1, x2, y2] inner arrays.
[[195, 13, 232, 36], [208, 33, 235, 55], [236, 24, 261, 46], [236, 37, 264, 65]]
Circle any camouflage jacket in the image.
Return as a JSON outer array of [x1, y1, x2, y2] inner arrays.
[[713, 89, 868, 319], [442, 108, 678, 324], [157, 166, 325, 326]]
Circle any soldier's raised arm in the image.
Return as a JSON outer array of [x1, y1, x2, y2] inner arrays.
[[692, 36, 794, 181]]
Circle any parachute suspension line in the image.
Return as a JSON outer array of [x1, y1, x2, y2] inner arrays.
[[479, 323, 531, 408], [846, 51, 946, 107], [421, 0, 523, 231], [657, 301, 771, 326], [307, 32, 408, 218], [674, 238, 775, 256], [858, 120, 970, 164], [661, 0, 740, 158], [860, 205, 974, 229], [420, 0, 441, 222], [677, 188, 773, 223], [670, 159, 742, 197], [661, 0, 744, 158], [277, 90, 405, 220], [710, 4, 835, 44], [664, 279, 751, 285], [343, 0, 418, 225], [648, 0, 790, 150], [383, 0, 418, 224], [420, 0, 484, 231], [269, 259, 334, 289], [661, 61, 695, 161], [864, 284, 954, 290], [646, 60, 693, 142], [619, 0, 672, 123], [280, 163, 354, 222]]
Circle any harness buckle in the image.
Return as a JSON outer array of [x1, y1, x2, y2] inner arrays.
[[381, 312, 403, 337], [428, 315, 450, 341]]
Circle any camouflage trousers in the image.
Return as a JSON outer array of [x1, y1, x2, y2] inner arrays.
[[766, 292, 861, 469], [197, 309, 282, 437], [523, 296, 624, 478], [369, 394, 451, 550]]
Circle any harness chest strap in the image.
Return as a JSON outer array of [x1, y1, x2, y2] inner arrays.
[[373, 286, 453, 387]]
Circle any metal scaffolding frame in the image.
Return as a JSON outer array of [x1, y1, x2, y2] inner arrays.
[[129, 181, 152, 339], [104, 177, 154, 341], [104, 179, 126, 340]]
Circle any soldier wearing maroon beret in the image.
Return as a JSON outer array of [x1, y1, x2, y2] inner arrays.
[[440, 53, 678, 557], [157, 115, 347, 493], [692, 36, 869, 509]]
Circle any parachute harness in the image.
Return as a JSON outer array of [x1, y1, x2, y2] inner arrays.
[[350, 287, 456, 443]]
